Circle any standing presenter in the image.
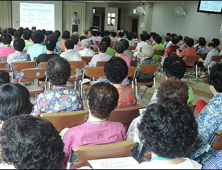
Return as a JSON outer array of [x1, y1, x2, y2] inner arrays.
[[72, 12, 80, 33]]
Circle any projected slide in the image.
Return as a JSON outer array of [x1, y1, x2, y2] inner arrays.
[[199, 1, 222, 13], [20, 3, 55, 30]]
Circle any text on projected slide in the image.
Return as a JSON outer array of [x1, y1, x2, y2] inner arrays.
[[20, 3, 55, 31]]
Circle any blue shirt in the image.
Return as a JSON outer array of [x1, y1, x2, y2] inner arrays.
[[197, 46, 209, 58], [203, 151, 222, 169], [72, 16, 79, 25], [27, 43, 47, 61]]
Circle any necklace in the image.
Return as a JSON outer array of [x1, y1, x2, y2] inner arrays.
[[88, 117, 109, 124], [151, 157, 174, 161]]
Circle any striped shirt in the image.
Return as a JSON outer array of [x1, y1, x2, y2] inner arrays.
[[203, 151, 222, 169]]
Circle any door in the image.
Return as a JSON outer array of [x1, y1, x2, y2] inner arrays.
[[105, 7, 118, 30], [132, 18, 138, 34]]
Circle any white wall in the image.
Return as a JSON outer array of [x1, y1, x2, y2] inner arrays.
[[149, 1, 222, 41]]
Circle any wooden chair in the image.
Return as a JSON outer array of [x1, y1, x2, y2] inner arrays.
[[212, 130, 222, 150], [96, 61, 107, 67], [12, 61, 36, 83], [110, 41, 115, 47], [1, 55, 8, 62], [19, 68, 46, 95], [40, 110, 89, 132], [34, 57, 38, 61], [73, 141, 136, 168], [208, 55, 222, 73], [38, 62, 48, 69], [134, 64, 158, 99], [128, 45, 136, 51], [82, 56, 93, 65], [0, 62, 7, 68], [184, 55, 199, 84], [109, 105, 144, 130], [153, 49, 165, 56], [131, 60, 138, 67], [80, 67, 105, 97], [202, 52, 208, 60]]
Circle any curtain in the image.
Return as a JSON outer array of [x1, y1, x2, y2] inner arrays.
[[63, 1, 86, 36], [0, 1, 12, 29]]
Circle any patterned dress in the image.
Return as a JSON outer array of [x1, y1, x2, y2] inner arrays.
[[203, 151, 222, 169], [31, 86, 83, 117], [136, 58, 157, 83]]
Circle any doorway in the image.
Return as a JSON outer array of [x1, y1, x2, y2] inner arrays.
[[132, 18, 138, 34], [92, 7, 105, 31]]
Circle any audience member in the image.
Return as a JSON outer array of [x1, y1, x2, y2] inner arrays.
[[212, 38, 221, 53], [180, 36, 189, 50], [177, 38, 196, 58], [165, 36, 179, 56], [0, 33, 15, 59], [110, 31, 118, 42], [84, 30, 90, 39], [134, 34, 148, 57], [102, 37, 115, 57], [152, 35, 165, 61], [60, 30, 70, 52], [177, 35, 184, 47], [27, 32, 46, 61], [63, 82, 125, 167], [31, 56, 83, 116], [70, 34, 81, 52], [203, 151, 222, 169], [164, 36, 171, 48], [197, 37, 209, 59], [120, 39, 133, 58], [79, 39, 95, 56], [104, 57, 137, 108], [0, 115, 65, 169], [132, 32, 139, 43], [23, 30, 34, 51], [0, 70, 9, 86], [118, 32, 124, 41], [88, 41, 112, 67], [127, 33, 135, 46], [7, 38, 31, 79]]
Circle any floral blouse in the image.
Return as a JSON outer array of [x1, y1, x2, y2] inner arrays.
[[31, 86, 84, 117]]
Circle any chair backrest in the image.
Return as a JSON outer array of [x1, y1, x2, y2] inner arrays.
[[34, 57, 38, 61], [38, 62, 48, 69], [109, 105, 144, 124], [212, 55, 222, 62], [69, 61, 85, 69], [169, 46, 179, 53], [0, 62, 7, 68], [128, 45, 136, 51], [212, 130, 222, 150], [131, 60, 137, 67], [84, 67, 105, 78], [110, 41, 115, 47], [188, 104, 196, 113], [82, 56, 93, 65], [184, 55, 200, 66], [1, 56, 8, 62], [70, 66, 78, 77], [128, 66, 136, 77], [139, 64, 158, 74], [73, 141, 136, 168], [153, 49, 165, 56], [202, 52, 208, 60], [97, 61, 107, 67], [171, 52, 177, 56], [20, 68, 46, 80], [13, 61, 36, 71], [40, 110, 89, 132]]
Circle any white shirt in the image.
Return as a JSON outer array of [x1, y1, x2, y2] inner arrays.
[[88, 52, 112, 67], [60, 49, 82, 61], [72, 16, 79, 25], [129, 158, 202, 169], [79, 48, 95, 57], [0, 162, 15, 169], [133, 41, 148, 57]]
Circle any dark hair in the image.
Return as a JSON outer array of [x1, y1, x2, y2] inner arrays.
[[111, 31, 117, 37], [138, 100, 198, 159], [150, 32, 156, 38], [91, 31, 97, 37], [100, 31, 105, 37], [178, 35, 183, 41], [127, 33, 133, 40], [80, 36, 86, 41], [166, 33, 172, 38], [171, 33, 177, 37], [186, 38, 194, 47], [157, 78, 188, 104], [104, 57, 128, 84], [23, 30, 31, 40], [0, 114, 65, 169], [212, 38, 220, 46], [0, 70, 10, 86], [84, 30, 88, 35], [32, 32, 44, 44], [98, 41, 107, 53], [54, 30, 61, 39], [74, 12, 77, 14], [65, 39, 74, 50], [2, 33, 12, 45], [101, 37, 111, 47], [119, 32, 124, 38], [209, 63, 222, 93], [41, 29, 46, 35], [123, 30, 128, 35], [113, 41, 125, 53], [47, 56, 71, 86], [45, 30, 53, 36], [140, 34, 147, 41], [13, 38, 25, 51], [45, 36, 57, 51], [70, 34, 79, 45], [14, 30, 23, 39], [183, 36, 189, 43], [172, 36, 179, 45], [154, 35, 162, 44], [62, 30, 70, 39], [163, 55, 186, 79], [199, 37, 206, 46], [132, 32, 137, 39], [88, 82, 119, 119], [0, 83, 33, 121], [208, 42, 216, 48], [120, 39, 129, 50], [165, 36, 171, 42]]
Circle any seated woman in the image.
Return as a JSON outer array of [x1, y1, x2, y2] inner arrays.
[[0, 83, 33, 126], [88, 41, 112, 67], [0, 33, 15, 59], [63, 82, 125, 165], [135, 44, 157, 83], [190, 63, 222, 166], [176, 38, 196, 58], [126, 78, 189, 143], [133, 100, 201, 169], [0, 115, 65, 169], [31, 56, 83, 117], [120, 39, 133, 58], [104, 57, 137, 108]]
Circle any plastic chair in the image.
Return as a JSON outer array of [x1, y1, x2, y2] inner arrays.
[[208, 55, 222, 73], [72, 141, 136, 168], [40, 110, 89, 132], [38, 62, 48, 69], [128, 45, 136, 50], [131, 60, 138, 67], [1, 55, 8, 62], [96, 61, 107, 67], [0, 62, 7, 68], [82, 56, 93, 65], [153, 49, 165, 56]]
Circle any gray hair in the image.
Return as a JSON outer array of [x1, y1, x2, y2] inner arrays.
[[142, 45, 154, 58], [81, 39, 91, 48]]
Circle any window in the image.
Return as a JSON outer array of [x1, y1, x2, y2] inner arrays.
[[107, 12, 115, 26]]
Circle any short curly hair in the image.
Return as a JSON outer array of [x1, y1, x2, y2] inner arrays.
[[0, 115, 65, 169], [2, 33, 12, 45], [47, 56, 71, 86], [209, 63, 222, 93], [157, 78, 188, 104], [32, 32, 44, 44], [13, 38, 25, 51], [138, 100, 197, 159], [88, 82, 119, 119], [104, 57, 128, 84], [163, 55, 186, 79], [113, 41, 125, 53]]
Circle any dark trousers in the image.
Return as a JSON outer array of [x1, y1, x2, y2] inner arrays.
[[72, 25, 78, 33]]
